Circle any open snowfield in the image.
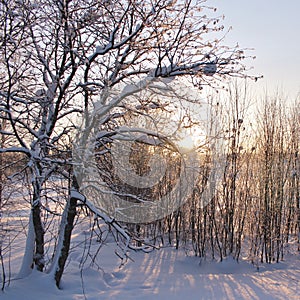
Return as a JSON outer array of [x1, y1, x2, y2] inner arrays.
[[1, 247, 300, 300], [1, 217, 299, 300]]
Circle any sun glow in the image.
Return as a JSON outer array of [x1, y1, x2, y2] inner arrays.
[[175, 126, 207, 152], [177, 135, 195, 150]]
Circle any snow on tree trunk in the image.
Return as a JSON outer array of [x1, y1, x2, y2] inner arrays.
[[18, 211, 35, 278]]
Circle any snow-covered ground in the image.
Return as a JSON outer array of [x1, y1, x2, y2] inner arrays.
[[1, 194, 299, 299], [1, 222, 299, 300]]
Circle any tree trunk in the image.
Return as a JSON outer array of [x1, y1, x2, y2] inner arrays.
[[32, 203, 45, 272], [54, 176, 78, 288]]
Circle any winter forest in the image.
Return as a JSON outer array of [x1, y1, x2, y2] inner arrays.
[[0, 0, 299, 299]]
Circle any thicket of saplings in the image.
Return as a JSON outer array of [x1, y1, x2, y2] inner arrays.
[[97, 94, 300, 265]]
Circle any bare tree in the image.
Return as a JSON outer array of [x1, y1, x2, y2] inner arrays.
[[0, 0, 251, 288]]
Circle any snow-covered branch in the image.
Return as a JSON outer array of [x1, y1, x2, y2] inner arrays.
[[71, 191, 154, 255]]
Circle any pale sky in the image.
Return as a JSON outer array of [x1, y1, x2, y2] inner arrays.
[[210, 0, 300, 98]]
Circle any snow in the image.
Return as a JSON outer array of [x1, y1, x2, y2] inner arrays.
[[1, 248, 299, 299], [0, 147, 30, 154], [17, 211, 35, 279], [1, 219, 299, 300], [70, 190, 86, 202]]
